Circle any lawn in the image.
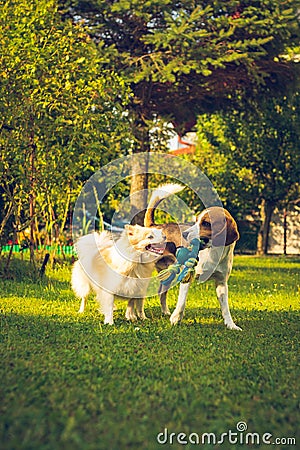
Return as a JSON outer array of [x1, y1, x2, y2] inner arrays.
[[0, 256, 299, 450]]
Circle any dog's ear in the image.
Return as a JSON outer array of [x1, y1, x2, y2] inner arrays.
[[225, 213, 240, 246], [125, 224, 135, 236], [206, 207, 239, 246]]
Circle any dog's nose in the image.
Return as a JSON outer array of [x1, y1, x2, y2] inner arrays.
[[182, 231, 189, 240], [166, 241, 176, 255]]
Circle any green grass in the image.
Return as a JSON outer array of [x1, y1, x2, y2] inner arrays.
[[0, 256, 299, 450]]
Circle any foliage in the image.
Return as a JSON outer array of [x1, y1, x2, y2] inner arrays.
[[59, 0, 300, 223], [194, 93, 300, 209], [0, 256, 299, 449], [0, 0, 131, 246], [61, 0, 300, 129], [192, 92, 300, 253]]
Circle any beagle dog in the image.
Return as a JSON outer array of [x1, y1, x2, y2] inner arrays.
[[144, 184, 242, 330]]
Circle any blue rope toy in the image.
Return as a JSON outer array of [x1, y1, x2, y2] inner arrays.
[[158, 238, 205, 285]]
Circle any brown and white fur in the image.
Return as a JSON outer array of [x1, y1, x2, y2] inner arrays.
[[144, 184, 191, 314], [144, 184, 241, 330], [72, 225, 166, 324]]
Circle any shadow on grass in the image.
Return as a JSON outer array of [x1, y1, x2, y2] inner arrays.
[[234, 255, 300, 271], [0, 257, 71, 285], [0, 274, 72, 300], [1, 307, 299, 450], [233, 263, 300, 275], [2, 305, 299, 336]]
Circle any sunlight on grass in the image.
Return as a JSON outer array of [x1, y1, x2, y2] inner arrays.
[[0, 256, 299, 450]]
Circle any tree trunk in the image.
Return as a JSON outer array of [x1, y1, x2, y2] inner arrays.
[[29, 130, 36, 266], [0, 201, 13, 242], [283, 208, 287, 255], [130, 115, 150, 225], [257, 199, 275, 255]]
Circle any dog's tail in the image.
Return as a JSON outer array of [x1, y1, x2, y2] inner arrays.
[[72, 231, 113, 299], [144, 183, 184, 227], [75, 231, 113, 261]]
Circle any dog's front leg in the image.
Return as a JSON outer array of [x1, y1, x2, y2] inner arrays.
[[215, 281, 242, 331], [170, 282, 191, 325], [135, 298, 147, 320], [125, 299, 137, 321], [158, 282, 171, 315]]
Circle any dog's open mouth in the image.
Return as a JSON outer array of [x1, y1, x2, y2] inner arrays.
[[145, 244, 165, 255]]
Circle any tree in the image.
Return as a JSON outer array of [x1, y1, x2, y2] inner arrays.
[[194, 92, 300, 254], [61, 0, 300, 222], [0, 0, 131, 261]]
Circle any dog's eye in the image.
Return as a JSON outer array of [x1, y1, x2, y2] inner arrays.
[[147, 234, 154, 239], [202, 220, 211, 227]]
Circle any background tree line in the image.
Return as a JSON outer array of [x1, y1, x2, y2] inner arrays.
[[0, 0, 132, 262], [194, 92, 300, 254], [0, 0, 299, 258]]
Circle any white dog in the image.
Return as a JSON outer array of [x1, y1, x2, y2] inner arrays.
[[72, 224, 166, 324]]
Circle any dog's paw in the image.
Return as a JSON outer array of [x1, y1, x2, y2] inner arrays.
[[125, 310, 137, 321], [226, 321, 242, 331], [103, 319, 114, 325], [162, 308, 171, 316], [170, 311, 183, 325], [136, 312, 148, 320]]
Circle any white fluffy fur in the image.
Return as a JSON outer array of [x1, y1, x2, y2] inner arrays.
[[72, 226, 165, 324]]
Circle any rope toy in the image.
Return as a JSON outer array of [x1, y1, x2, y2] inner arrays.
[[158, 238, 205, 285]]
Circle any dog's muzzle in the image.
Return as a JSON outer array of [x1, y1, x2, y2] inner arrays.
[[145, 244, 165, 255]]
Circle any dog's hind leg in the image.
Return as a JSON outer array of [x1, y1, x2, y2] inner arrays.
[[78, 297, 87, 313], [158, 282, 171, 315], [71, 261, 90, 314], [215, 281, 242, 331], [96, 290, 114, 325]]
